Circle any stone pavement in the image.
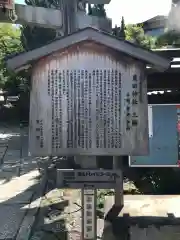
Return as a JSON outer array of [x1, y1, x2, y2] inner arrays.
[[0, 170, 43, 240], [0, 125, 44, 240]]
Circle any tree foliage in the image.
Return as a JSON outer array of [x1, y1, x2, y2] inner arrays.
[[156, 30, 180, 48], [0, 23, 24, 95], [119, 16, 126, 39], [112, 18, 156, 49], [125, 24, 157, 49]]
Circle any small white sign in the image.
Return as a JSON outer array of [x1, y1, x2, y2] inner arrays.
[[57, 169, 122, 189], [83, 189, 96, 240]]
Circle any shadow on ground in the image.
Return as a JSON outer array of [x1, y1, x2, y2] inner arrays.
[[0, 124, 31, 182], [0, 124, 69, 240], [0, 170, 70, 240]]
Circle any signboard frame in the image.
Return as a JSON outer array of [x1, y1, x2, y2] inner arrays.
[[29, 54, 149, 157]]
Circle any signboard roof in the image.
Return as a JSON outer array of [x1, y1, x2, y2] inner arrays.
[[6, 27, 170, 72]]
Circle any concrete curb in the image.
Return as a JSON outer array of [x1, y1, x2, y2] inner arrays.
[[15, 175, 47, 240]]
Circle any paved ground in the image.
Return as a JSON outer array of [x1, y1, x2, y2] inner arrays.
[[0, 125, 43, 240], [0, 125, 121, 240]]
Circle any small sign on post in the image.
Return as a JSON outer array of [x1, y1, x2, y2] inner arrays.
[[57, 169, 122, 189], [82, 189, 96, 240]]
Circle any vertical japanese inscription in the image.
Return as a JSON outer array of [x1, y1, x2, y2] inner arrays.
[[55, 70, 58, 150], [125, 93, 131, 131], [35, 119, 44, 148], [40, 120, 44, 148], [67, 70, 72, 148], [49, 69, 122, 152], [48, 70, 51, 96], [35, 120, 40, 143], [107, 70, 111, 148], [59, 71, 62, 148], [96, 69, 100, 148], [132, 74, 138, 105], [51, 70, 55, 149], [131, 74, 139, 127], [177, 106, 180, 164]]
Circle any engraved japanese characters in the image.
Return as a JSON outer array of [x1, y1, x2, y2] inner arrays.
[[48, 69, 122, 150]]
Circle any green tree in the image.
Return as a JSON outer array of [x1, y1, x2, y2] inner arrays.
[[112, 21, 156, 49], [0, 23, 24, 94], [112, 25, 119, 37], [119, 16, 126, 39], [21, 0, 57, 50], [156, 30, 180, 48], [0, 23, 30, 123], [125, 24, 156, 49]]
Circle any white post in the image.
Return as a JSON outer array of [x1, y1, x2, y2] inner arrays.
[[82, 188, 97, 240], [78, 156, 97, 240]]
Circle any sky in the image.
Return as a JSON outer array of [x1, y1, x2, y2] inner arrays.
[[105, 0, 172, 26], [15, 0, 172, 26]]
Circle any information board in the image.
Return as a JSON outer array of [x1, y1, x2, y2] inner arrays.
[[29, 52, 148, 156], [129, 104, 180, 167]]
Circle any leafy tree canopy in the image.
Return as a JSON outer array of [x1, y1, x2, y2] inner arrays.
[[0, 23, 24, 95], [156, 30, 180, 48], [112, 17, 156, 49], [125, 24, 157, 49]]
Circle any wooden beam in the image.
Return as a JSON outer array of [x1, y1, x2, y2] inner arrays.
[[153, 48, 180, 59], [0, 4, 63, 29]]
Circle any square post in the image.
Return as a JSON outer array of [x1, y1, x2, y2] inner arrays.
[[113, 156, 123, 208], [78, 156, 97, 240]]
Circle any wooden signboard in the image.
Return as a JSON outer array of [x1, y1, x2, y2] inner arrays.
[[29, 41, 149, 156]]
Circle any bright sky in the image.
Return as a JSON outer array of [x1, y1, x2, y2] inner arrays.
[[105, 0, 172, 26], [15, 0, 172, 26]]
